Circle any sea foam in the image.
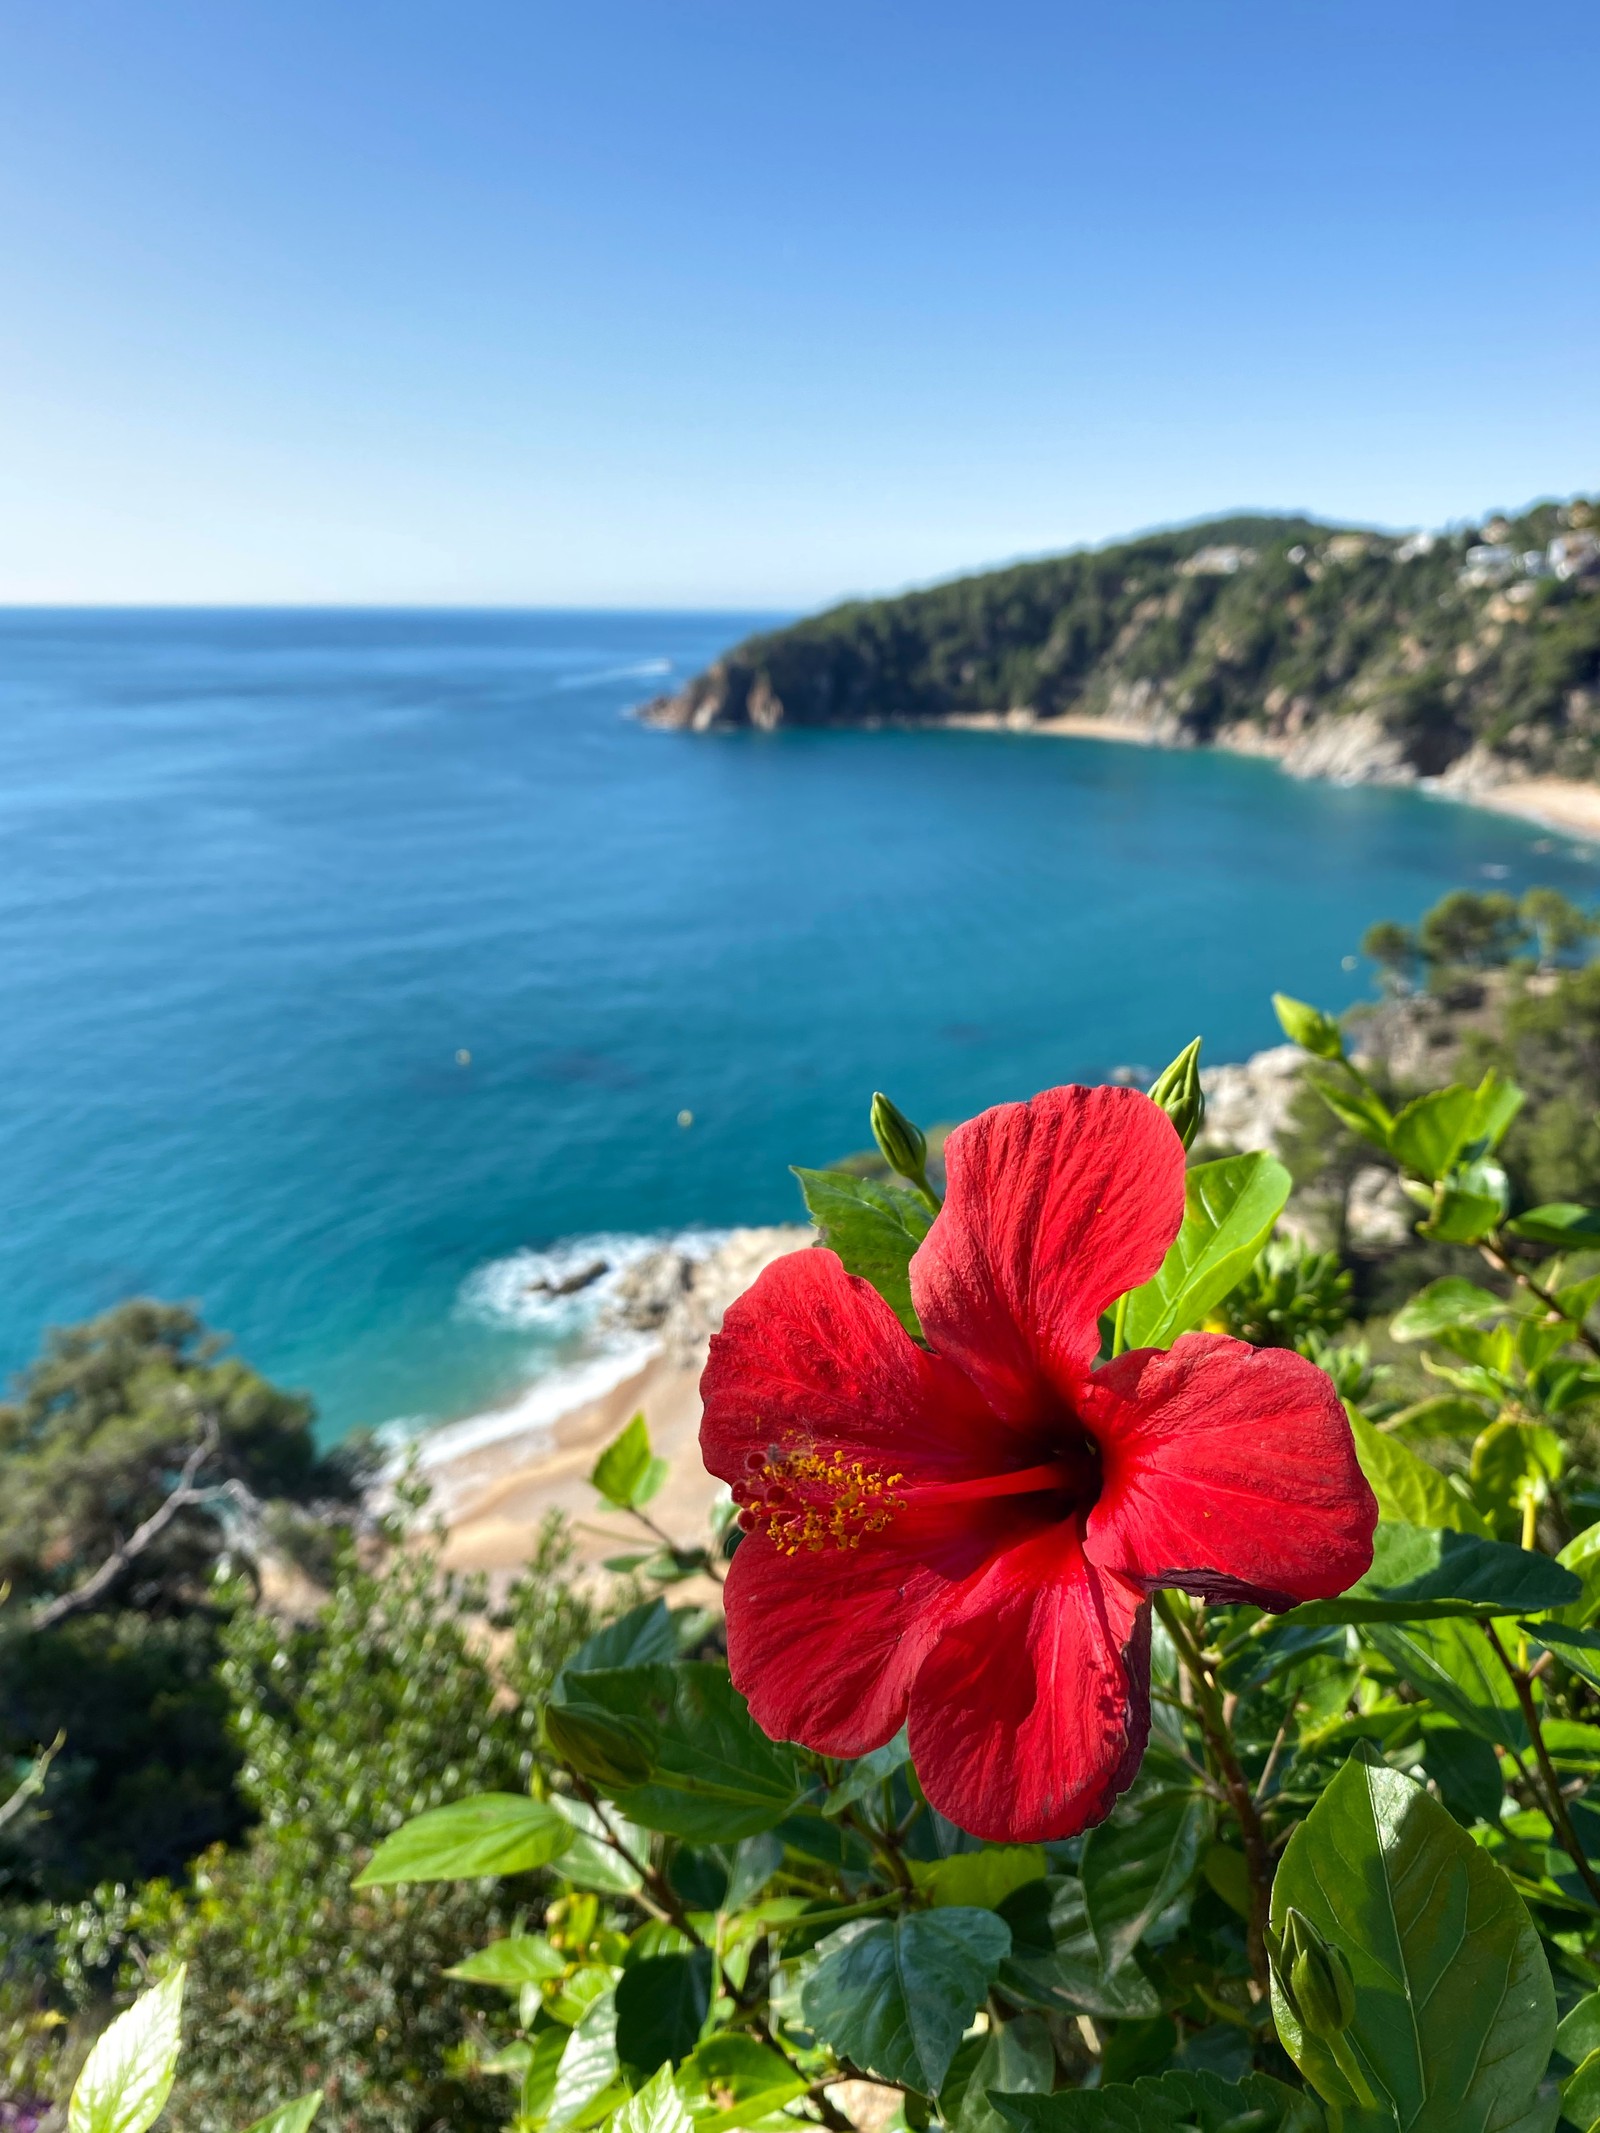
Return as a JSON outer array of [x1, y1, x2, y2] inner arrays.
[[385, 1225, 731, 1470]]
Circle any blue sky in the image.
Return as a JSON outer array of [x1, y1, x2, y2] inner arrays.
[[1, 1, 1596, 606]]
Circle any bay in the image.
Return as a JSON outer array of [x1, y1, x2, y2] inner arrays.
[[0, 607, 1589, 1441]]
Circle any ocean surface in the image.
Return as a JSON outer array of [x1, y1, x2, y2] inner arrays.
[[1, 608, 1595, 1447]]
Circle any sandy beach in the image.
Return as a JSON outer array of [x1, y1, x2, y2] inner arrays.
[[942, 709, 1600, 843], [437, 1347, 712, 1579], [1449, 776, 1600, 841]]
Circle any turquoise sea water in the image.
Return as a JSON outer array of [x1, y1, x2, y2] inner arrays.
[[1, 608, 1595, 1445]]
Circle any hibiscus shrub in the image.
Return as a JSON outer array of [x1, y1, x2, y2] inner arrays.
[[89, 1008, 1600, 2132]]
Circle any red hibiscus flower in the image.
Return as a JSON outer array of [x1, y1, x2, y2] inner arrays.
[[699, 1084, 1377, 1842]]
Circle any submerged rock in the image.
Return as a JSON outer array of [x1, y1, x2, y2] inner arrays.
[[525, 1256, 608, 1297]]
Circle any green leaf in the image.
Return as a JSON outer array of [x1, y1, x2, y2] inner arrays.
[[592, 1413, 669, 1510], [547, 1794, 648, 1895], [1080, 1788, 1210, 1971], [1201, 1842, 1252, 1918], [544, 1699, 656, 1789], [1420, 1722, 1504, 1825], [1361, 1613, 1526, 1746], [1121, 1152, 1291, 1350], [801, 1907, 1011, 2094], [70, 1966, 187, 2133], [1385, 1395, 1494, 1438], [944, 2012, 1055, 2133], [1348, 1408, 1490, 1535], [610, 2064, 692, 2133], [1313, 1076, 1395, 1149], [909, 1846, 1047, 1911], [1539, 1719, 1600, 1769], [353, 1794, 571, 1885], [1508, 1204, 1600, 1249], [1518, 1620, 1600, 1692], [1469, 1071, 1526, 1154], [238, 2098, 324, 2133], [1557, 1991, 1600, 2067], [1280, 1521, 1580, 1625], [568, 1663, 806, 1840], [1558, 1524, 1600, 1628], [679, 2036, 807, 2133], [1555, 1268, 1600, 1323], [1421, 1168, 1510, 1245], [995, 1876, 1162, 2021], [445, 1933, 566, 1988], [1470, 1420, 1565, 1537], [1564, 2051, 1600, 2133], [516, 2028, 568, 2120], [719, 1831, 784, 1911], [614, 1950, 712, 2073], [790, 1168, 933, 1336], [1270, 1748, 1554, 2130], [547, 1989, 621, 2129], [1273, 992, 1346, 1061], [821, 1731, 911, 1818], [994, 2069, 1325, 2131], [1391, 1279, 1511, 1342], [562, 1599, 680, 1679], [1388, 1085, 1481, 1181]]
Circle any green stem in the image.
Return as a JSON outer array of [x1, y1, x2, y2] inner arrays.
[[1155, 1592, 1272, 1992], [839, 1803, 914, 1893], [771, 1892, 902, 1935], [570, 1776, 709, 1947], [1481, 1231, 1600, 1362], [1481, 1623, 1600, 1910], [1337, 1053, 1389, 1116]]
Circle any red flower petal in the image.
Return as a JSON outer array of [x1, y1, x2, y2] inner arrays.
[[1081, 1333, 1378, 1608], [720, 1504, 1027, 1756], [703, 1247, 1045, 1755], [701, 1245, 1018, 1493], [908, 1524, 1151, 1841], [911, 1086, 1186, 1426]]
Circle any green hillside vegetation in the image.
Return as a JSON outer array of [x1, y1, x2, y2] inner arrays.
[[645, 497, 1600, 780]]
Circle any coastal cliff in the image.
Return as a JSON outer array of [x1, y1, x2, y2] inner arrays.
[[642, 499, 1600, 790]]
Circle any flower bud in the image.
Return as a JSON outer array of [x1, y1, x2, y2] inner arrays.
[[541, 1701, 654, 1790], [1146, 1038, 1205, 1149], [871, 1092, 928, 1186], [1277, 1907, 1356, 2040], [1272, 993, 1347, 1062]]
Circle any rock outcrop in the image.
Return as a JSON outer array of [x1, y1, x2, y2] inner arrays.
[[602, 1225, 812, 1368], [1196, 1043, 1306, 1155], [641, 497, 1600, 788]]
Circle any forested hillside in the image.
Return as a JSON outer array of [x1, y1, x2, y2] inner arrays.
[[644, 498, 1600, 784]]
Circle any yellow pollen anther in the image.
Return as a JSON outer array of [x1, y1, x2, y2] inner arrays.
[[734, 1443, 906, 1555]]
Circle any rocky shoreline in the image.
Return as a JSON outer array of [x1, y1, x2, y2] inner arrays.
[[639, 499, 1600, 834], [642, 690, 1600, 841]]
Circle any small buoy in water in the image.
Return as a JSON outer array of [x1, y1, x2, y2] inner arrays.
[[677, 1108, 694, 1129], [1341, 954, 1357, 971], [456, 1049, 472, 1067]]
